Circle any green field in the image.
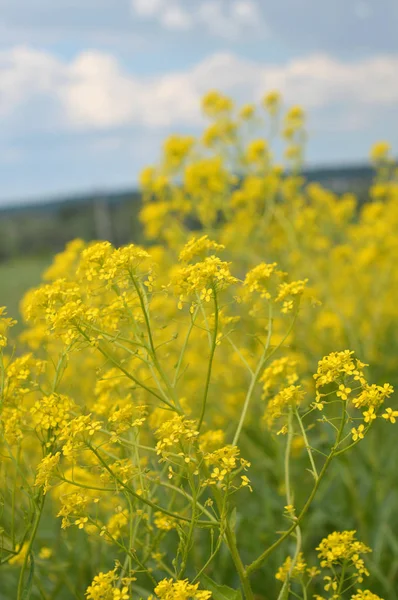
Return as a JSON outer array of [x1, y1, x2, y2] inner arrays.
[[0, 256, 50, 322]]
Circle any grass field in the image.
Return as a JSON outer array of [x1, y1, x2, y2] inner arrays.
[[0, 256, 50, 322]]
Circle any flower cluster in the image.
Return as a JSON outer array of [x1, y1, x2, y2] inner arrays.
[[275, 552, 309, 582], [204, 445, 251, 489], [153, 578, 211, 600], [276, 531, 383, 600], [35, 452, 60, 494], [86, 567, 132, 600], [0, 306, 17, 347], [155, 416, 199, 460], [317, 530, 371, 587], [174, 255, 238, 310], [312, 350, 394, 443], [263, 385, 305, 433]]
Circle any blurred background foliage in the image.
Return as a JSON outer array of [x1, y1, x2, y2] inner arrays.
[[0, 166, 373, 321]]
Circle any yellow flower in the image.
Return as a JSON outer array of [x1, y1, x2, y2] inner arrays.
[[239, 103, 255, 119], [363, 407, 377, 423], [276, 552, 307, 582], [86, 569, 118, 599], [313, 398, 324, 411], [39, 547, 53, 560], [264, 385, 305, 430], [307, 566, 321, 578], [240, 475, 253, 491], [203, 120, 237, 147], [154, 512, 177, 532], [316, 530, 371, 574], [202, 90, 234, 117], [9, 542, 29, 566], [337, 384, 352, 400], [155, 416, 199, 459], [351, 424, 365, 441], [154, 579, 211, 600], [179, 235, 225, 263], [285, 105, 305, 127], [75, 517, 89, 529], [382, 407, 398, 423], [35, 452, 61, 494], [323, 575, 338, 592], [263, 90, 281, 114], [163, 135, 195, 169], [246, 139, 269, 163], [370, 141, 390, 163], [351, 591, 384, 600], [113, 586, 130, 600]]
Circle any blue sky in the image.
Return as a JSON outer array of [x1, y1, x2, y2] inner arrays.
[[1, 0, 398, 205]]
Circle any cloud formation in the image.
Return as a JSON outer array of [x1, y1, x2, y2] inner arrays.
[[130, 0, 263, 38], [0, 0, 396, 59], [1, 0, 397, 202], [2, 47, 398, 134]]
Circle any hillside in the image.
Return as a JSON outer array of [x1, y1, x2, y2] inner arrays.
[[0, 164, 374, 261]]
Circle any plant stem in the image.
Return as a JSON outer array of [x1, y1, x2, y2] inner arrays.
[[89, 445, 215, 528], [198, 291, 218, 431], [77, 326, 177, 410], [130, 275, 180, 410], [276, 410, 302, 600], [295, 408, 318, 480], [247, 401, 347, 575], [232, 304, 273, 446], [225, 525, 255, 600], [173, 306, 199, 388], [17, 494, 45, 600]]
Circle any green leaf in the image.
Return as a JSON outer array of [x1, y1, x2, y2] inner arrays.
[[201, 574, 242, 600]]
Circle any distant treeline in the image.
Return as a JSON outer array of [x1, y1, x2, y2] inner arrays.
[[0, 191, 143, 261], [0, 164, 374, 261]]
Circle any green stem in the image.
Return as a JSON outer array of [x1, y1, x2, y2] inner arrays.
[[277, 410, 302, 600], [198, 291, 219, 431], [172, 306, 199, 388], [152, 479, 217, 523], [192, 533, 223, 584], [285, 409, 293, 505], [11, 445, 21, 548], [208, 473, 254, 600], [338, 562, 347, 594], [232, 304, 273, 446], [177, 474, 197, 578], [17, 494, 45, 600], [0, 350, 7, 409], [233, 303, 300, 446], [247, 401, 347, 575], [77, 326, 177, 411], [130, 275, 180, 409], [295, 409, 318, 480], [89, 445, 215, 528], [225, 525, 255, 600]]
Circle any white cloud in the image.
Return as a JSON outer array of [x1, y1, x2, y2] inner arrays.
[[130, 0, 264, 38], [2, 47, 398, 134], [197, 0, 262, 38], [62, 52, 138, 128], [160, 5, 192, 30], [231, 0, 259, 22], [131, 0, 165, 17], [0, 46, 60, 117]]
